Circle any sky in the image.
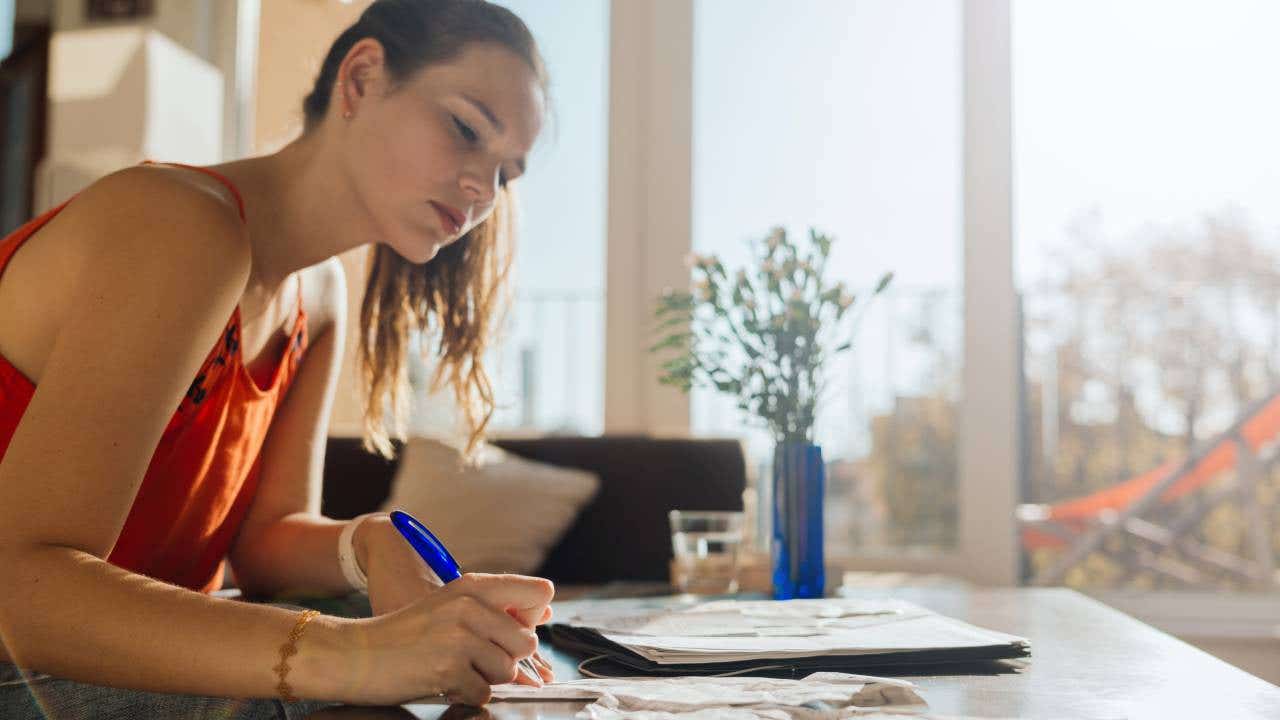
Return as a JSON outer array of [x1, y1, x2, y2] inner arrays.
[[1014, 0, 1280, 282], [476, 0, 1280, 459], [492, 0, 609, 296]]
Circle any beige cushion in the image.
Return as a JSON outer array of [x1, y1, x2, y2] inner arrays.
[[379, 438, 599, 574]]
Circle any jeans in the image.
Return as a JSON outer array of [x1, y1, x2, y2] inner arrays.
[[0, 594, 373, 719]]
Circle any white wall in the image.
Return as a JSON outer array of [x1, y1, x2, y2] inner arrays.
[[51, 0, 210, 55], [49, 0, 254, 161]]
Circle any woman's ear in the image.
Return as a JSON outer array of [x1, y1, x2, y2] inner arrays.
[[336, 38, 389, 118]]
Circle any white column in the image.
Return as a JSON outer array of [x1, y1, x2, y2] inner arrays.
[[959, 0, 1018, 586], [217, 0, 259, 160], [604, 0, 694, 435]]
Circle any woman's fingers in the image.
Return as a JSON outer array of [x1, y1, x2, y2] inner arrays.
[[457, 599, 538, 663], [532, 651, 555, 682], [457, 573, 554, 626], [512, 663, 542, 687], [463, 634, 520, 686]]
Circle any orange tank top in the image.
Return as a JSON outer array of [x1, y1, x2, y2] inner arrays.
[[0, 163, 308, 593]]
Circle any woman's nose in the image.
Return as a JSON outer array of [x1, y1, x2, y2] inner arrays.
[[460, 166, 499, 204]]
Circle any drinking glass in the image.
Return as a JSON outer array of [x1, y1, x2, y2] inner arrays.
[[668, 510, 745, 595]]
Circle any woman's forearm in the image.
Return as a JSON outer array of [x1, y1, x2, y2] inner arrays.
[[228, 512, 387, 598], [0, 544, 354, 700]]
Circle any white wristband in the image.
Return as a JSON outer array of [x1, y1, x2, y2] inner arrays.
[[338, 513, 377, 592]]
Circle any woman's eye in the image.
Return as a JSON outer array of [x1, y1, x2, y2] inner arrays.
[[452, 116, 479, 144], [498, 171, 508, 188]]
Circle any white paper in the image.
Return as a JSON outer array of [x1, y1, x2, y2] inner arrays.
[[490, 671, 926, 719], [556, 598, 1028, 665], [560, 599, 918, 639]]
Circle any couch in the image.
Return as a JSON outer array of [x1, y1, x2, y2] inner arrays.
[[321, 435, 747, 585]]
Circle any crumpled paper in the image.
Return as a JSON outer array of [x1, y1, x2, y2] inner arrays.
[[491, 671, 926, 720]]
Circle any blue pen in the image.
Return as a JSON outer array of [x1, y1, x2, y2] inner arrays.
[[389, 510, 544, 686]]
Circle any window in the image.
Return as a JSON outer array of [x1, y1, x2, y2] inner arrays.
[[1014, 1, 1280, 592], [692, 0, 964, 554]]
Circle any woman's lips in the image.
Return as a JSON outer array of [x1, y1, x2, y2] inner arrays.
[[429, 201, 464, 235]]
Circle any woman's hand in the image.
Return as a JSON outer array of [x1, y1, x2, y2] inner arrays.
[[335, 573, 555, 706], [515, 649, 556, 686], [353, 514, 445, 617], [505, 604, 556, 687]]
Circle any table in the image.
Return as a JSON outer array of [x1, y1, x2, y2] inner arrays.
[[314, 586, 1280, 719]]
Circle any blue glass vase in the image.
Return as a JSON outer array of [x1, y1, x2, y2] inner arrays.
[[771, 441, 825, 599]]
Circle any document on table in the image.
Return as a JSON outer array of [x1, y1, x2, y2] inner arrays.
[[547, 596, 1030, 668], [490, 671, 926, 717], [489, 674, 1017, 720]]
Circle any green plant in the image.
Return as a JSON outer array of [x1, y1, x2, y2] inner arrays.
[[652, 226, 892, 445]]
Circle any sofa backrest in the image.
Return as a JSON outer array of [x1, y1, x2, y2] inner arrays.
[[321, 435, 747, 584]]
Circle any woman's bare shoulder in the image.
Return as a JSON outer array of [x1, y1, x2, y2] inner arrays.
[[53, 165, 252, 296], [0, 166, 252, 385], [0, 168, 259, 560], [72, 165, 247, 243]]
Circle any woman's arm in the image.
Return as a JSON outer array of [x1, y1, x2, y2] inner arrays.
[[0, 170, 554, 705], [0, 170, 352, 698], [225, 256, 452, 616], [224, 256, 362, 598]]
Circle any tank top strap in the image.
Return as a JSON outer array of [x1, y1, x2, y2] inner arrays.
[[294, 268, 304, 318], [0, 200, 72, 276], [141, 160, 246, 222]]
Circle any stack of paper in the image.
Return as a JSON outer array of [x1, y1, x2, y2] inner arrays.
[[546, 597, 1029, 674]]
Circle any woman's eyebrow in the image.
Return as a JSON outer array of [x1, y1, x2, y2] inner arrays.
[[460, 94, 526, 175], [462, 94, 504, 134]]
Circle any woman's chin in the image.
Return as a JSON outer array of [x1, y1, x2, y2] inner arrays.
[[387, 238, 441, 265], [416, 244, 442, 264]]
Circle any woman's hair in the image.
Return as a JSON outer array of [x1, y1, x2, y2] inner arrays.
[[301, 0, 548, 459]]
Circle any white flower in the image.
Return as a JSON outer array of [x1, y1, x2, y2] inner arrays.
[[695, 278, 714, 301], [766, 227, 784, 250], [686, 252, 716, 269]]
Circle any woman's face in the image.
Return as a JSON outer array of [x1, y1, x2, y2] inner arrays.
[[343, 41, 544, 264]]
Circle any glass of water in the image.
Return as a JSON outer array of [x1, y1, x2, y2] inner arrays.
[[668, 510, 745, 595]]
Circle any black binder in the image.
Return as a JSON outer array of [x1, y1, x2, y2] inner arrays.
[[545, 622, 1031, 678]]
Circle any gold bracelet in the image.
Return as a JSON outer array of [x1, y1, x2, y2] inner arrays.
[[274, 609, 320, 703]]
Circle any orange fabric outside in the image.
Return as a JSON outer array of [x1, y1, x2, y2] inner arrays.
[[0, 166, 308, 593], [1022, 392, 1280, 550]]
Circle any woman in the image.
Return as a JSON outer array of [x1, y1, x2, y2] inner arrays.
[[0, 0, 554, 714]]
